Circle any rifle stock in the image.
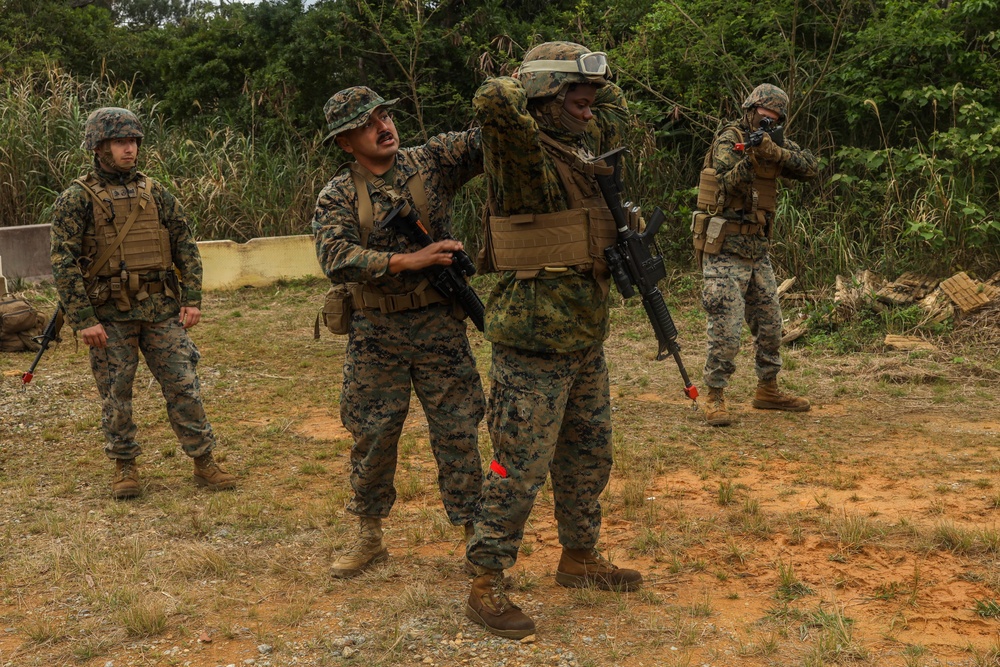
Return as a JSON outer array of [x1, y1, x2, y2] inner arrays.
[[594, 148, 699, 402]]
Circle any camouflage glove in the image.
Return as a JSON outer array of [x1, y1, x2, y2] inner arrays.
[[754, 133, 786, 164]]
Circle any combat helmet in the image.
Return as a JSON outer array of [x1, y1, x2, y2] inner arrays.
[[517, 41, 610, 100], [83, 107, 144, 151], [742, 84, 789, 121]]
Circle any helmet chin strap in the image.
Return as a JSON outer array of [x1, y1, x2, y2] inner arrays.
[[95, 145, 135, 174]]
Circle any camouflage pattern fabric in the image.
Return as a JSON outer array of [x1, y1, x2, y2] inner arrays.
[[473, 77, 628, 353], [467, 343, 612, 570], [340, 306, 484, 522], [90, 318, 215, 459], [83, 107, 144, 151], [742, 84, 789, 120], [311, 129, 486, 525], [518, 41, 607, 99], [701, 119, 818, 389], [50, 163, 203, 333], [50, 159, 215, 462], [466, 73, 630, 573], [312, 130, 482, 288], [322, 86, 399, 144]]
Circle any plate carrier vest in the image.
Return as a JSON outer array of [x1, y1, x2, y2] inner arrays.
[[75, 172, 177, 311], [691, 124, 780, 262], [481, 133, 618, 290]]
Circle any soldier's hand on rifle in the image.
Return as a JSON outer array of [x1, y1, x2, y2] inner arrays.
[[753, 133, 785, 164], [180, 306, 201, 329], [81, 323, 108, 349], [389, 240, 463, 274]]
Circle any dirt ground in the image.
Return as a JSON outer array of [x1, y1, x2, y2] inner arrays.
[[2, 277, 1000, 667]]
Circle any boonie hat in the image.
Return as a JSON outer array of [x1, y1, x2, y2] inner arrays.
[[323, 86, 399, 144]]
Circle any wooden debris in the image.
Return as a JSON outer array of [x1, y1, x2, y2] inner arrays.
[[833, 270, 883, 322], [875, 272, 939, 306], [939, 271, 991, 313], [917, 287, 954, 324], [776, 277, 797, 297], [884, 334, 937, 351]]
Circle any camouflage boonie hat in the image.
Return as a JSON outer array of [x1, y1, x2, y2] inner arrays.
[[83, 107, 144, 151], [518, 41, 610, 100], [742, 84, 789, 120], [322, 86, 399, 144]]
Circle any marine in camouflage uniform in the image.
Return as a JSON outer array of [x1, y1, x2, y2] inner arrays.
[[699, 84, 819, 426], [49, 107, 236, 499], [464, 42, 642, 641], [310, 86, 485, 578]]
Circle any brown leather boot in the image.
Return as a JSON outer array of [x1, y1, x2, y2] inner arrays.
[[752, 379, 810, 412], [193, 452, 237, 490], [111, 459, 140, 500], [331, 517, 389, 578], [703, 387, 732, 426], [465, 569, 535, 639], [555, 548, 643, 592]]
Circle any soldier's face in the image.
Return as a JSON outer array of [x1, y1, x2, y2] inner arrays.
[[337, 108, 399, 164], [563, 84, 598, 123], [95, 137, 138, 172]]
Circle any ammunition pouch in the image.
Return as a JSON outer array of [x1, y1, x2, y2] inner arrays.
[[90, 270, 179, 312], [317, 283, 355, 336], [691, 211, 766, 269]]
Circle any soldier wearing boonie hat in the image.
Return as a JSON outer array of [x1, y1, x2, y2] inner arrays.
[[695, 83, 819, 427], [310, 87, 486, 581], [49, 107, 236, 500]]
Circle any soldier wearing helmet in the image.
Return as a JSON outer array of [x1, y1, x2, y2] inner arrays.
[[310, 86, 486, 579], [463, 42, 642, 640], [49, 107, 236, 499], [693, 83, 819, 427]]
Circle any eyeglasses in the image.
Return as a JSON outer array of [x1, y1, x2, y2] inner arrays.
[[362, 110, 393, 131], [518, 52, 611, 78]]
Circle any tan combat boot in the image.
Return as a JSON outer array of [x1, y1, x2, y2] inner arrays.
[[193, 452, 237, 490], [752, 379, 810, 412], [555, 548, 643, 592], [330, 517, 389, 578], [703, 387, 732, 426], [112, 458, 140, 500], [465, 568, 535, 639]]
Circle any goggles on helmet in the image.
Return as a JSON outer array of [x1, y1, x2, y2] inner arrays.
[[518, 51, 611, 78]]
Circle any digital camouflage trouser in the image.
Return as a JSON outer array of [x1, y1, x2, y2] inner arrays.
[[90, 317, 215, 460], [340, 304, 484, 525], [702, 245, 783, 389], [467, 342, 613, 571]]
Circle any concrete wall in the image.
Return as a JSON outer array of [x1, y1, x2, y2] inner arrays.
[[0, 224, 325, 292], [0, 224, 52, 283], [199, 235, 324, 290]]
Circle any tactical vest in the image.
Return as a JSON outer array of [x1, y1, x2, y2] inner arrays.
[[482, 133, 617, 285], [75, 172, 176, 311], [77, 173, 171, 276], [316, 160, 451, 337], [696, 125, 779, 224], [691, 125, 779, 264], [347, 162, 448, 312]]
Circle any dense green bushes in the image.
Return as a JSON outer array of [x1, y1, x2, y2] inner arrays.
[[1, 0, 997, 283]]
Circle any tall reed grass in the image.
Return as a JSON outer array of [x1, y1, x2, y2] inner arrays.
[[2, 68, 997, 284]]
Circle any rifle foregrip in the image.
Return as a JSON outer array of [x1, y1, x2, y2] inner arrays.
[[642, 289, 679, 350]]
